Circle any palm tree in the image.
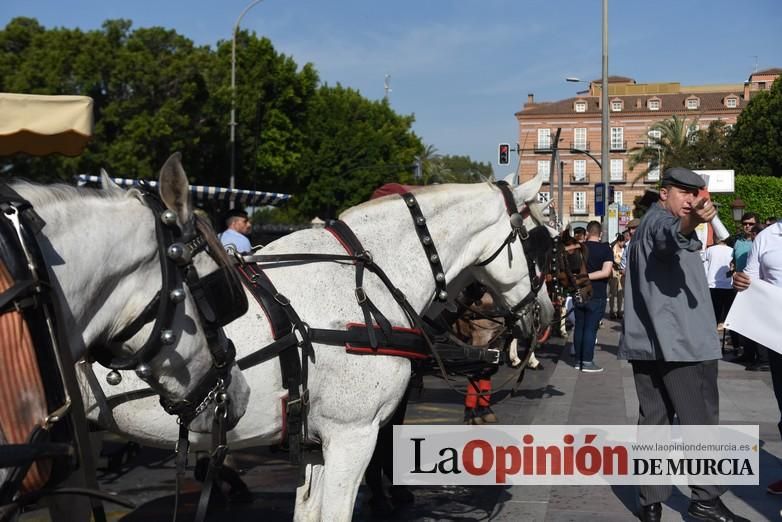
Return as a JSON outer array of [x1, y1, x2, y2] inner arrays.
[[628, 114, 699, 184]]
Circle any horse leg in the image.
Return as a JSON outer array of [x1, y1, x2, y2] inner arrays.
[[317, 425, 379, 521], [293, 449, 325, 522]]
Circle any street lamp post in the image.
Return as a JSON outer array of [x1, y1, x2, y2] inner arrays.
[[565, 0, 609, 239], [230, 0, 264, 198]]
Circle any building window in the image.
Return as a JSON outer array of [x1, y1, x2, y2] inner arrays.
[[538, 192, 550, 215], [574, 128, 588, 150], [610, 159, 624, 181], [614, 191, 623, 206], [647, 162, 660, 182], [537, 160, 550, 182], [573, 160, 587, 182], [648, 99, 660, 111], [611, 100, 623, 112], [537, 128, 551, 149], [647, 129, 662, 146], [726, 97, 737, 108], [686, 98, 700, 110], [611, 127, 624, 150], [575, 101, 587, 113], [573, 191, 587, 213]]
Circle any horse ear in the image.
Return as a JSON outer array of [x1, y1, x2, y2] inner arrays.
[[501, 172, 517, 186], [512, 169, 544, 207], [158, 152, 192, 224], [99, 169, 124, 195]]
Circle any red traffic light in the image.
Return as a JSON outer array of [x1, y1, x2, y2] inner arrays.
[[498, 143, 510, 165]]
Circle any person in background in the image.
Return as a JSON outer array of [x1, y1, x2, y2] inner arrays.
[[609, 233, 626, 320], [572, 221, 613, 372], [703, 239, 734, 331], [766, 216, 778, 226], [619, 218, 640, 288], [573, 226, 586, 243], [733, 219, 782, 495], [219, 208, 252, 254], [619, 167, 748, 522], [730, 213, 768, 370]]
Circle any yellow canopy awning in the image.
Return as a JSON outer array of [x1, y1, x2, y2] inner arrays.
[[0, 92, 94, 157]]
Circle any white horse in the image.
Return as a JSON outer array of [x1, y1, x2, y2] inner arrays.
[[2, 153, 251, 515], [85, 172, 554, 520]]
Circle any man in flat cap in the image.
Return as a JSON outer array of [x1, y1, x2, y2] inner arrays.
[[619, 168, 748, 522], [219, 208, 252, 254]]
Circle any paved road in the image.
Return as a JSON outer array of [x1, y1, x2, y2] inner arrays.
[[19, 316, 782, 521]]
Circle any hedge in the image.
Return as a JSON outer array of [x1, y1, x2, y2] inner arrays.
[[712, 175, 782, 234]]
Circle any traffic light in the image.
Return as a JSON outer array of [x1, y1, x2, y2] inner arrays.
[[498, 143, 510, 165], [608, 185, 615, 204]]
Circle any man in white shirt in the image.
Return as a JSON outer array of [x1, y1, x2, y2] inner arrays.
[[734, 222, 782, 494], [219, 209, 252, 254], [704, 240, 734, 328]]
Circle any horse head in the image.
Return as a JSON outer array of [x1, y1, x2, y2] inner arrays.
[[468, 172, 555, 345], [11, 154, 250, 434]]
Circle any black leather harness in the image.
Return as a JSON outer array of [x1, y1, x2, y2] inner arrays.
[[233, 183, 551, 463]]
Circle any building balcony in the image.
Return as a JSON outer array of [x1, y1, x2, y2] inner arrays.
[[644, 173, 661, 183], [610, 141, 627, 152], [609, 172, 627, 183], [534, 143, 553, 153], [570, 204, 589, 216], [571, 174, 589, 184], [570, 141, 590, 152]]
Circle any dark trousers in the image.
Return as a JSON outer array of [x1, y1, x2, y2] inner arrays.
[[630, 360, 726, 505], [769, 351, 782, 439], [573, 297, 604, 364], [709, 288, 734, 324]]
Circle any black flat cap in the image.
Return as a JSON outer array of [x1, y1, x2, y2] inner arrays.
[[661, 167, 705, 190]]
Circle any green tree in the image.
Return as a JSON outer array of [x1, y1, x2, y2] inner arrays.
[[628, 114, 700, 183], [728, 77, 782, 177], [688, 120, 732, 170], [292, 84, 422, 219], [435, 154, 493, 183]]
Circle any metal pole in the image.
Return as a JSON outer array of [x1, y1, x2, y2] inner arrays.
[[600, 0, 610, 239], [230, 0, 264, 197]]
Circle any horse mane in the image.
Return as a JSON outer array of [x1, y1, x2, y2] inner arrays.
[[10, 180, 232, 271], [9, 179, 143, 208]]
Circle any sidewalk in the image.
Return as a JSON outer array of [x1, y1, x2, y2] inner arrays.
[[496, 314, 782, 521]]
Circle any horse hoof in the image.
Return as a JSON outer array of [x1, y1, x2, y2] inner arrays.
[[390, 485, 415, 506], [481, 411, 498, 423]]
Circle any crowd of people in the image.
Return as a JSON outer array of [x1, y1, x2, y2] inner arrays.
[[562, 167, 781, 522]]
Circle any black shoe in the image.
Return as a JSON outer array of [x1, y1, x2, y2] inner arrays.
[[687, 498, 749, 522], [746, 363, 770, 372], [638, 502, 661, 522]]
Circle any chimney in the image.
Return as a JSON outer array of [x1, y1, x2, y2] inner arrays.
[[527, 93, 535, 105], [744, 81, 751, 102]]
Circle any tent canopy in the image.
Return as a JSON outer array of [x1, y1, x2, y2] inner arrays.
[[75, 175, 292, 207], [0, 93, 93, 156]]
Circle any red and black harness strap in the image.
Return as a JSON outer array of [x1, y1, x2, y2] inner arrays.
[[234, 263, 308, 465]]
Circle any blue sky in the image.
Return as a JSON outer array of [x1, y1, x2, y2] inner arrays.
[[2, 0, 781, 177]]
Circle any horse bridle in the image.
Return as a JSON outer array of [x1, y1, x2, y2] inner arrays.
[[92, 190, 248, 424], [474, 181, 549, 324], [403, 181, 550, 340]]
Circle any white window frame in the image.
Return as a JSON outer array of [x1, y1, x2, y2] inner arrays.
[[647, 129, 662, 146], [610, 159, 624, 181], [647, 161, 661, 181], [726, 97, 737, 108], [575, 101, 587, 113], [648, 99, 660, 111], [614, 191, 623, 206], [573, 160, 587, 182], [537, 128, 551, 149], [538, 192, 551, 215], [573, 191, 587, 212], [611, 127, 624, 150], [687, 98, 699, 110], [574, 128, 588, 150], [537, 160, 551, 183], [611, 100, 623, 112]]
